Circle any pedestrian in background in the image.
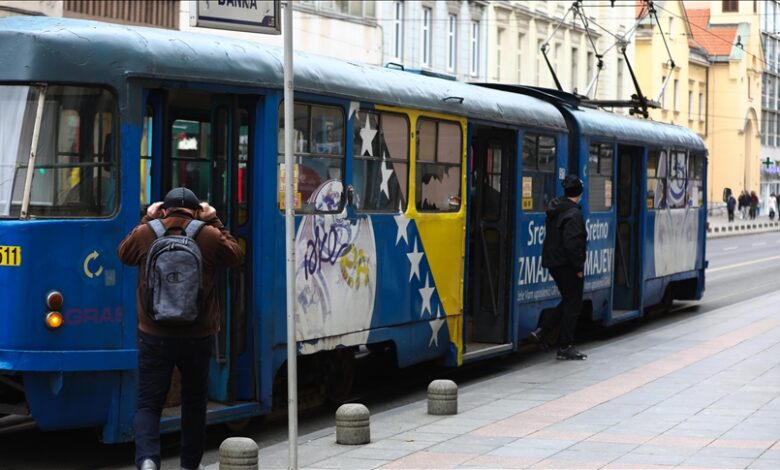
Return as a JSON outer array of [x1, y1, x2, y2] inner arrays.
[[118, 187, 244, 470], [769, 193, 777, 221], [532, 174, 588, 361], [739, 190, 749, 220], [750, 190, 759, 220], [727, 193, 736, 222]]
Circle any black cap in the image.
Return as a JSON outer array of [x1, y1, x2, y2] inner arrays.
[[563, 174, 583, 198], [162, 187, 200, 210]]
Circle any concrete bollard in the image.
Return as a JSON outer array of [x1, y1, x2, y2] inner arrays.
[[335, 403, 370, 445], [428, 379, 457, 415], [219, 437, 258, 470]]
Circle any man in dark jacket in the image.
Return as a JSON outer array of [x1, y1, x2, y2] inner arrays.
[[532, 174, 588, 360], [118, 187, 244, 470]]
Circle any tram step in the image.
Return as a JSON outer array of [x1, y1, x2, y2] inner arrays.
[[463, 343, 513, 363]]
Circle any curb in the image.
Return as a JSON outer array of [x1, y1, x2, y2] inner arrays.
[[707, 220, 780, 236]]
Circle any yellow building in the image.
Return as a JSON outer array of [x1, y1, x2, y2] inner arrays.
[[635, 0, 762, 206]]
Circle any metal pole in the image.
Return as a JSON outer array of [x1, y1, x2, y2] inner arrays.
[[20, 85, 46, 219], [282, 2, 298, 469]]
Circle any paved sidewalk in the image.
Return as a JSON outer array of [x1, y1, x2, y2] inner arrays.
[[220, 291, 780, 469]]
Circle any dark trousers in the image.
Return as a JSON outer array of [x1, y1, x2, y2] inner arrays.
[[543, 266, 584, 347], [134, 331, 211, 470], [728, 209, 734, 222]]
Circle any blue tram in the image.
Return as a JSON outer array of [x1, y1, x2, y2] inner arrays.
[[0, 17, 706, 442]]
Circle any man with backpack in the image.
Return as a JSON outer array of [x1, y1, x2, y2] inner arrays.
[[531, 174, 588, 361], [118, 187, 244, 470]]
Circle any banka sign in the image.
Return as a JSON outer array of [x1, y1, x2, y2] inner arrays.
[[190, 0, 281, 35]]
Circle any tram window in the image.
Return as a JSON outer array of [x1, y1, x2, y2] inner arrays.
[[588, 143, 613, 212], [646, 150, 667, 209], [522, 133, 556, 212], [688, 152, 704, 208], [352, 110, 409, 212], [140, 106, 153, 211], [278, 102, 345, 213], [170, 118, 212, 202], [416, 118, 462, 212], [668, 150, 688, 209], [238, 109, 250, 226], [1, 85, 117, 218]]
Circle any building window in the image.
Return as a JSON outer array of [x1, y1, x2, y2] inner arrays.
[[673, 79, 679, 112], [63, 0, 179, 29], [471, 21, 480, 76], [722, 0, 738, 12], [447, 14, 457, 72], [571, 48, 578, 91], [688, 91, 693, 120], [698, 92, 704, 121], [617, 58, 624, 99], [668, 16, 674, 38], [661, 76, 666, 109], [332, 0, 376, 17], [586, 51, 594, 87], [392, 1, 403, 60], [496, 28, 504, 80], [422, 7, 432, 67], [536, 39, 544, 85], [517, 34, 524, 83]]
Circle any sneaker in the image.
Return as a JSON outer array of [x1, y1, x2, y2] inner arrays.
[[139, 459, 158, 470], [529, 328, 550, 351], [556, 346, 587, 360]]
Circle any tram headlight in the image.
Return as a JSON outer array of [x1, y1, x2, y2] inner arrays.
[[45, 311, 63, 329], [46, 291, 64, 310]]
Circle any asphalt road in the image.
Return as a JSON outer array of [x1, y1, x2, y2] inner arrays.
[[1, 230, 778, 470]]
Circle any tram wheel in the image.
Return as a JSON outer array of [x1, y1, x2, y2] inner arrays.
[[323, 348, 356, 404]]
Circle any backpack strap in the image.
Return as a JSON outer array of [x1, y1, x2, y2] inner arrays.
[[148, 219, 166, 239], [184, 220, 206, 239]]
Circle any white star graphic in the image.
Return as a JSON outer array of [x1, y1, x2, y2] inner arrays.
[[359, 118, 378, 157], [380, 160, 394, 199], [419, 274, 435, 318], [407, 239, 424, 282], [429, 306, 446, 347], [394, 210, 410, 246]]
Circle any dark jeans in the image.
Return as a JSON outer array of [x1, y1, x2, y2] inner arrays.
[[728, 209, 734, 222], [134, 331, 211, 470], [543, 266, 584, 347]]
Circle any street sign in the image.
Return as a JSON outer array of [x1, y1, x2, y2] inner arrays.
[[189, 0, 281, 35]]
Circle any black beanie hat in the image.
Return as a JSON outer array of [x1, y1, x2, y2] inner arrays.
[[563, 175, 583, 198], [162, 187, 201, 210]]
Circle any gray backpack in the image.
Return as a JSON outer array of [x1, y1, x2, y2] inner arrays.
[[145, 219, 206, 325]]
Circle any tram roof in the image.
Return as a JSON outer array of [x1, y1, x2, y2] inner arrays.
[[0, 16, 566, 131], [571, 107, 707, 152]]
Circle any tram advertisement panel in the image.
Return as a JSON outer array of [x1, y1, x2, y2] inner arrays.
[[516, 214, 614, 302]]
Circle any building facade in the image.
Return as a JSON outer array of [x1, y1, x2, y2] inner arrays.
[[377, 0, 488, 82], [760, 0, 780, 204], [636, 0, 762, 209], [482, 1, 635, 108]]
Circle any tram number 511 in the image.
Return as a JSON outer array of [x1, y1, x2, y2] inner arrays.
[[0, 245, 21, 266]]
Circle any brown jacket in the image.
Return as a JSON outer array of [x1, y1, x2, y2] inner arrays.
[[117, 209, 244, 337]]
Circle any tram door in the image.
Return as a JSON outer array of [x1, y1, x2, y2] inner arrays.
[[143, 88, 254, 404], [468, 127, 515, 347], [613, 145, 643, 311]]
